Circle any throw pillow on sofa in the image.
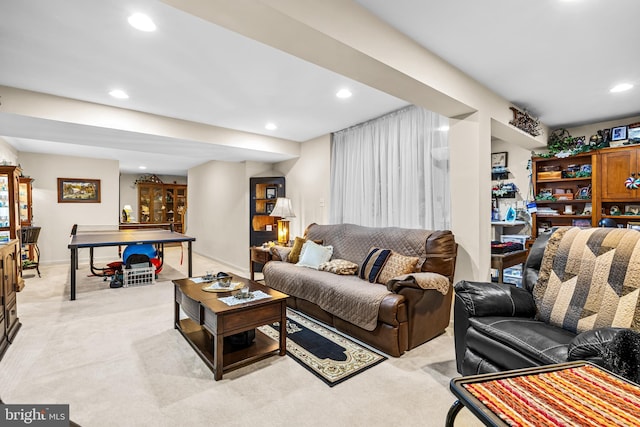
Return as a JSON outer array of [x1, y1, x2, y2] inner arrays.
[[270, 245, 292, 262], [288, 237, 307, 263], [319, 259, 359, 275], [296, 240, 334, 269], [377, 252, 419, 284], [359, 247, 392, 283]]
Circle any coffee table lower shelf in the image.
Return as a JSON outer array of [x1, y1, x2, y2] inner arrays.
[[177, 318, 281, 376]]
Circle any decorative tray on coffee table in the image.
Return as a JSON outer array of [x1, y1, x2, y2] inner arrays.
[[201, 282, 243, 292]]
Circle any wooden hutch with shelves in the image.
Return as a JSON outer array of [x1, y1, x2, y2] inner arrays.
[[532, 152, 597, 235], [137, 182, 187, 233], [532, 145, 640, 236]]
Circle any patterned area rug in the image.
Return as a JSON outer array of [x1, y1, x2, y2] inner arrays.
[[258, 309, 387, 387]]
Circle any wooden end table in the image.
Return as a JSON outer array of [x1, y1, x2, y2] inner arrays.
[[173, 274, 288, 380], [490, 249, 528, 283], [250, 246, 272, 280], [446, 361, 640, 426]]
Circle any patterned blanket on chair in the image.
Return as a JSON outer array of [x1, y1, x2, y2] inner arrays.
[[534, 226, 640, 334]]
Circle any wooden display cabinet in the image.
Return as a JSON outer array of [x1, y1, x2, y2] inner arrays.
[[19, 177, 33, 226], [250, 177, 285, 247], [532, 153, 597, 236], [138, 183, 188, 233], [163, 184, 187, 233], [138, 183, 164, 224], [0, 166, 22, 244]]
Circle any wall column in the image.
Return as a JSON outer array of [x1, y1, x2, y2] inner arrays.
[[449, 112, 492, 282]]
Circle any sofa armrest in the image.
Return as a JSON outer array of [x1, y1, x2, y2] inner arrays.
[[567, 327, 624, 361], [454, 280, 536, 318], [386, 272, 450, 295]]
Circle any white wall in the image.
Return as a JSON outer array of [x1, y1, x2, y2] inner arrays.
[[187, 160, 252, 274], [0, 137, 18, 165], [17, 152, 120, 264], [566, 114, 640, 143], [276, 134, 331, 238]]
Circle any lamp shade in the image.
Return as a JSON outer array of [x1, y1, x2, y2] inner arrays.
[[269, 197, 296, 218]]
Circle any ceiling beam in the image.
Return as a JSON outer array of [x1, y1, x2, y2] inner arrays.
[[0, 85, 301, 159]]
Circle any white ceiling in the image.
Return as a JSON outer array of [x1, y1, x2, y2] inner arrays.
[[1, 0, 639, 175]]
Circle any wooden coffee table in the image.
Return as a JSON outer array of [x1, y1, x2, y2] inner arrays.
[[173, 274, 288, 380]]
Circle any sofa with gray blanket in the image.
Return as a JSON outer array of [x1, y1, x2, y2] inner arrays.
[[262, 223, 458, 357]]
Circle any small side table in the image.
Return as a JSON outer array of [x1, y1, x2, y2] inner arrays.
[[250, 246, 272, 280], [490, 249, 528, 283]]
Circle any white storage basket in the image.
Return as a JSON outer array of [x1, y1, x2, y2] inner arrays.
[[122, 266, 155, 287]]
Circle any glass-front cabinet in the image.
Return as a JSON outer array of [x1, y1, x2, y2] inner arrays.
[[0, 166, 22, 245], [19, 177, 33, 226], [164, 185, 187, 233], [138, 183, 187, 232], [138, 183, 164, 224]]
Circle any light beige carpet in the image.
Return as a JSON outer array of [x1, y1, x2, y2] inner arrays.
[[0, 248, 482, 426]]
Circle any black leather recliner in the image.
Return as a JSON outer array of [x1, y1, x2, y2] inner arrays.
[[454, 231, 622, 376]]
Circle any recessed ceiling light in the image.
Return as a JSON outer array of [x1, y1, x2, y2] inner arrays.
[[265, 122, 278, 130], [336, 89, 352, 99], [139, 166, 147, 170], [610, 83, 634, 93], [128, 13, 156, 32], [109, 89, 129, 99]]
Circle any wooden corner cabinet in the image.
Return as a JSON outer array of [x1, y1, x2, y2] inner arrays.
[[138, 183, 187, 233], [250, 177, 285, 247], [0, 239, 22, 361]]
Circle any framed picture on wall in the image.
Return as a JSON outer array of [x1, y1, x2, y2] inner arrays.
[[57, 178, 101, 203], [491, 152, 508, 168]]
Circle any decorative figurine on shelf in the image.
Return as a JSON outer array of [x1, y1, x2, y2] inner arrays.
[[625, 175, 640, 190], [505, 206, 517, 223], [509, 106, 542, 137], [610, 205, 621, 216]]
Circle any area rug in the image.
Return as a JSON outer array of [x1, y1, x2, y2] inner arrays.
[[258, 309, 387, 387]]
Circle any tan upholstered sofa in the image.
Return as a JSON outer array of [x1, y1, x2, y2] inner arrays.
[[262, 223, 458, 357]]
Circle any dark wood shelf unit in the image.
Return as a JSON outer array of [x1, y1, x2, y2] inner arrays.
[[249, 177, 285, 248]]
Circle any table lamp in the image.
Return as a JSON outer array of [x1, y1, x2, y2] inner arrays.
[[269, 197, 295, 245], [122, 205, 133, 223]]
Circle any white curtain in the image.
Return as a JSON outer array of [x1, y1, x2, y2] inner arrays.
[[330, 105, 450, 229]]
